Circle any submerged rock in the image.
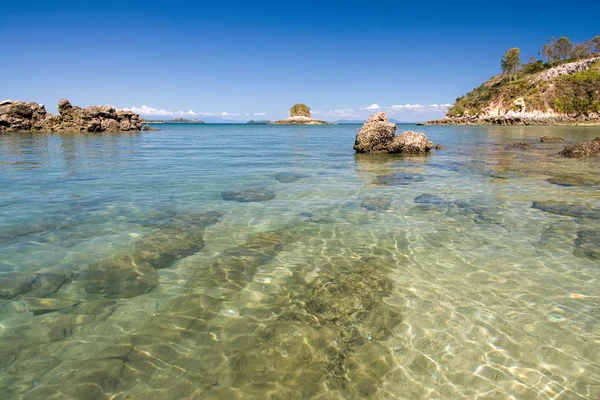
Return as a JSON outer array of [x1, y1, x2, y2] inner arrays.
[[360, 197, 392, 211], [274, 172, 307, 183], [0, 273, 40, 299], [372, 172, 425, 186], [574, 227, 600, 260], [387, 131, 434, 154], [414, 193, 447, 205], [559, 138, 600, 157], [0, 98, 143, 133], [540, 136, 564, 142], [0, 272, 71, 299], [532, 201, 600, 219], [77, 255, 158, 299], [434, 144, 447, 150], [135, 227, 205, 268], [142, 124, 160, 131], [353, 113, 398, 153], [513, 141, 532, 149], [221, 187, 276, 202], [547, 174, 600, 187]]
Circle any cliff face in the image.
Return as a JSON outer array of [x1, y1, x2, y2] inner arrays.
[[428, 57, 600, 125], [0, 98, 143, 133]]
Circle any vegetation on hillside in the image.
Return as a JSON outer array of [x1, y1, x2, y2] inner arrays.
[[448, 35, 600, 118], [289, 103, 311, 118]]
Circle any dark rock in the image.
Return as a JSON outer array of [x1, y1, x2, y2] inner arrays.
[[135, 227, 206, 269], [274, 172, 307, 183], [540, 136, 564, 142], [559, 139, 600, 157], [414, 194, 447, 205], [221, 188, 276, 202], [434, 144, 447, 150], [372, 172, 425, 186], [547, 174, 600, 187], [513, 142, 532, 149], [532, 201, 600, 219], [78, 255, 158, 299], [388, 131, 434, 153], [574, 228, 600, 260], [361, 197, 392, 211], [0, 272, 40, 299], [353, 113, 397, 153]]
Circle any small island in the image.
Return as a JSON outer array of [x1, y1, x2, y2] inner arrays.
[[273, 103, 330, 125], [426, 35, 600, 126], [247, 120, 271, 124], [144, 118, 205, 124]]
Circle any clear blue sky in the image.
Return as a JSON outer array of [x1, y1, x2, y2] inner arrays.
[[2, 1, 599, 121]]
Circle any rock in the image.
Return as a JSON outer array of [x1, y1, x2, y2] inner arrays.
[[574, 227, 600, 260], [221, 187, 276, 202], [0, 273, 40, 299], [0, 99, 143, 133], [540, 136, 564, 142], [142, 124, 160, 131], [77, 255, 158, 299], [547, 174, 600, 187], [532, 201, 600, 219], [372, 172, 425, 186], [559, 138, 600, 157], [414, 194, 447, 205], [135, 227, 206, 269], [513, 142, 532, 149], [388, 131, 434, 154], [353, 113, 397, 153], [274, 172, 307, 183], [360, 197, 391, 211], [434, 144, 447, 150]]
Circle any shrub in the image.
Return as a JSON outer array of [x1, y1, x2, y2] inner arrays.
[[289, 103, 311, 118]]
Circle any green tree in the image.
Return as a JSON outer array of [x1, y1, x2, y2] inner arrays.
[[553, 36, 573, 61], [540, 37, 555, 65], [572, 43, 591, 60], [501, 48, 521, 81], [591, 36, 600, 54], [289, 103, 311, 118]]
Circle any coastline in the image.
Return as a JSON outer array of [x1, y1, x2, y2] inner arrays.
[[424, 116, 600, 126]]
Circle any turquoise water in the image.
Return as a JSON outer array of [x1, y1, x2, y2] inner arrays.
[[1, 124, 600, 399]]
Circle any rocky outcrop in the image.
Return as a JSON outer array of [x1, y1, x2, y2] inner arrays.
[[354, 113, 434, 154], [425, 115, 600, 126], [387, 131, 433, 153], [559, 137, 600, 157], [353, 113, 397, 153], [0, 98, 143, 133]]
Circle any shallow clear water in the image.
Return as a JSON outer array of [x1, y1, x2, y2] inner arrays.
[[1, 124, 599, 399]]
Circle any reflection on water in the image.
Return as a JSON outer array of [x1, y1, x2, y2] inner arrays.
[[1, 125, 600, 399]]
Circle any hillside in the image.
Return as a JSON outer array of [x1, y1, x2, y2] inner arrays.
[[428, 57, 600, 125], [427, 35, 600, 125]]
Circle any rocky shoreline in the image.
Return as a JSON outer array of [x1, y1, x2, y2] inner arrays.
[[424, 115, 600, 126], [0, 98, 144, 133], [273, 116, 329, 125]]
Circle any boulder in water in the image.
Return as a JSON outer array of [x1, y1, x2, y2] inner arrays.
[[559, 138, 600, 157], [353, 113, 398, 153], [221, 187, 276, 202], [540, 136, 564, 142], [388, 131, 434, 153]]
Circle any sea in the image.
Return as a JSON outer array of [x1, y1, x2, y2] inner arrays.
[[0, 124, 599, 399]]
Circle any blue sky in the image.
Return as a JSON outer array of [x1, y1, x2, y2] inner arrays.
[[2, 1, 599, 122]]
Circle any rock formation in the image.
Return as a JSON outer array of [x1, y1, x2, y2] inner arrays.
[[559, 137, 600, 157], [273, 103, 329, 125], [540, 136, 564, 142], [0, 98, 143, 133], [354, 112, 434, 154]]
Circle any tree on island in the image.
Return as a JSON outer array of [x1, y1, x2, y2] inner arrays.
[[289, 103, 311, 118], [591, 36, 600, 55], [553, 36, 573, 61], [501, 48, 521, 81]]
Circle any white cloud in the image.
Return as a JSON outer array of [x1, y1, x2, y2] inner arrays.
[[254, 112, 267, 116], [312, 109, 356, 117], [360, 104, 380, 111], [123, 105, 244, 118], [386, 103, 453, 113]]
